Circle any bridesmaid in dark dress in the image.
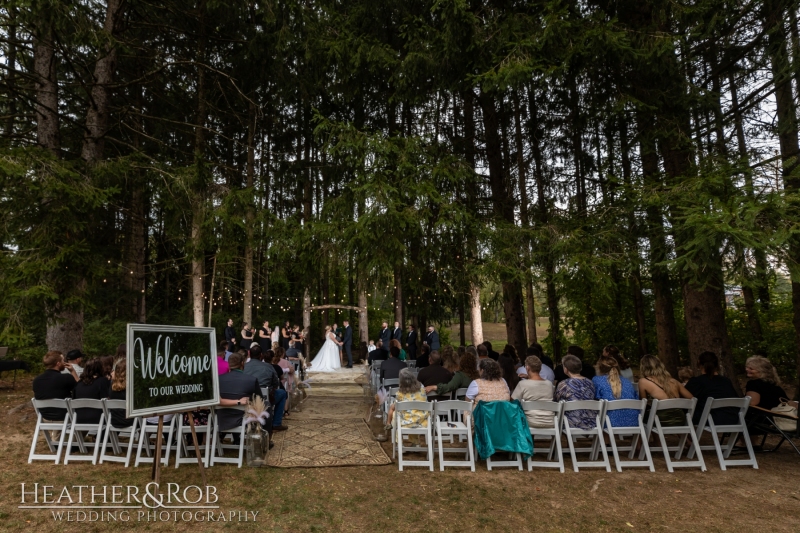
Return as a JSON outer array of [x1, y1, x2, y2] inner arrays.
[[258, 320, 272, 352], [239, 322, 254, 350], [281, 321, 292, 350]]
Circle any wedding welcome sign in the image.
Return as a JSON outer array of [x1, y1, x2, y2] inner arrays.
[[126, 324, 219, 417]]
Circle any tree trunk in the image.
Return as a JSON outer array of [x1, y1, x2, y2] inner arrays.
[[469, 284, 484, 346], [640, 128, 681, 375], [243, 102, 256, 326], [394, 268, 403, 326], [34, 15, 59, 154], [3, 7, 17, 139], [81, 0, 126, 163], [764, 0, 800, 397], [191, 0, 207, 328], [478, 89, 527, 356]]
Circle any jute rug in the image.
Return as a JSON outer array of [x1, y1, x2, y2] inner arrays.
[[267, 417, 391, 468], [290, 395, 368, 420]]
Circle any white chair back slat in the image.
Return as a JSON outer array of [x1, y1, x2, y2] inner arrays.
[[28, 398, 71, 464], [521, 400, 565, 472], [688, 396, 757, 470], [603, 399, 654, 472], [641, 398, 706, 472]]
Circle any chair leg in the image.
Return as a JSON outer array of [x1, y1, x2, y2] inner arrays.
[[29, 420, 42, 464], [467, 431, 476, 472], [436, 421, 445, 471], [125, 419, 138, 468], [398, 429, 404, 472], [710, 429, 726, 471]]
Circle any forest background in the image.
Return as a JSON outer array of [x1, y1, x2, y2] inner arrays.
[[1, 0, 800, 397]]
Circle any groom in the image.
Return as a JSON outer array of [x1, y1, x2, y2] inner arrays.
[[342, 320, 353, 368]]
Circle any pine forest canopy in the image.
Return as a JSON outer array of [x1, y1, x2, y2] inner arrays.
[[1, 0, 800, 396]]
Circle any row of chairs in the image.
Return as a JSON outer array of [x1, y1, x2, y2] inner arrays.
[[389, 396, 757, 473], [29, 398, 258, 468]]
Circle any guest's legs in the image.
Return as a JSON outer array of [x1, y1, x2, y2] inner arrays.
[[272, 389, 288, 427]]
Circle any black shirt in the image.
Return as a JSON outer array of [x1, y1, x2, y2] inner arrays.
[[685, 374, 739, 425], [271, 363, 285, 390], [417, 364, 453, 388], [108, 388, 133, 428], [32, 369, 78, 420], [72, 376, 110, 424], [746, 379, 787, 411]]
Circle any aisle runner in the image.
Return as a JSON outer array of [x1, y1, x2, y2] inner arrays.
[[290, 395, 367, 420], [267, 418, 391, 468]]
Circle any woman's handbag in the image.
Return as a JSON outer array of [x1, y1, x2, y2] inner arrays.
[[771, 398, 798, 432]]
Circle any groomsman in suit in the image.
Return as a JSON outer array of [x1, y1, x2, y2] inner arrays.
[[424, 325, 440, 352], [406, 324, 417, 360], [224, 318, 237, 353], [378, 322, 391, 359], [392, 321, 402, 344], [342, 320, 353, 368]]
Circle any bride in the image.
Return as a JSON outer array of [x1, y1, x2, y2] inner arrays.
[[307, 326, 343, 372]]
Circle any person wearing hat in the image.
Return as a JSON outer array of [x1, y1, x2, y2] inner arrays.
[[62, 349, 85, 377]]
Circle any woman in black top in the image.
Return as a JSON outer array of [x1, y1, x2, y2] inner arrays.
[[108, 358, 133, 428], [258, 320, 272, 352], [72, 358, 110, 424], [240, 322, 254, 351], [684, 351, 738, 425], [281, 321, 292, 350], [744, 356, 787, 410]]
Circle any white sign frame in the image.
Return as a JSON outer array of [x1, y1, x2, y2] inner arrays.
[[126, 324, 219, 417]]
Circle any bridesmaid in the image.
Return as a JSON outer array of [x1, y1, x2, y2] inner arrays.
[[239, 322, 254, 351], [258, 320, 272, 352]]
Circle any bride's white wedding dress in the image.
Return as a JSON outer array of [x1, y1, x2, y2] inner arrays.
[[308, 332, 341, 372]]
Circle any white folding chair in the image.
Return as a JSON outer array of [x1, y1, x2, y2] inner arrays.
[[371, 361, 383, 390], [64, 399, 106, 465], [562, 400, 611, 472], [406, 360, 417, 369], [382, 378, 400, 389], [521, 400, 565, 472], [434, 401, 475, 471], [392, 401, 434, 471], [688, 397, 757, 470], [134, 415, 177, 467], [641, 398, 706, 472], [99, 399, 139, 466], [28, 398, 71, 464], [454, 388, 468, 401], [175, 413, 213, 468], [603, 399, 654, 472], [210, 406, 247, 468]]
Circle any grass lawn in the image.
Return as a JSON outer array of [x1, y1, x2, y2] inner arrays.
[[1, 376, 799, 532]]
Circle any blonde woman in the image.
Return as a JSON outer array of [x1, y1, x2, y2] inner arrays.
[[592, 355, 638, 426], [638, 355, 692, 426], [108, 358, 134, 428], [745, 356, 789, 410]]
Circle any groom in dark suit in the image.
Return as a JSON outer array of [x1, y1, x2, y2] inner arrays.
[[342, 320, 353, 368], [378, 322, 391, 359], [406, 324, 417, 360], [424, 325, 440, 352]]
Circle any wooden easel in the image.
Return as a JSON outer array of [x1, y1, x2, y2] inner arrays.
[[150, 411, 206, 487]]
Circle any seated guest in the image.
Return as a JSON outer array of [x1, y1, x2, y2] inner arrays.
[[386, 368, 429, 436], [217, 350, 230, 375], [593, 355, 638, 427], [72, 358, 110, 424], [744, 356, 789, 410], [554, 345, 596, 383], [108, 358, 134, 428], [502, 345, 520, 366], [380, 345, 407, 382], [217, 353, 268, 440], [390, 339, 407, 361], [498, 354, 520, 392], [476, 344, 489, 364], [274, 346, 295, 387], [62, 349, 85, 377], [518, 344, 555, 382], [33, 351, 79, 420], [512, 356, 556, 428], [638, 355, 693, 427], [441, 345, 459, 373], [684, 351, 739, 425], [427, 351, 479, 396], [417, 350, 453, 389], [100, 355, 115, 379], [604, 345, 633, 382], [466, 359, 510, 402], [267, 349, 287, 391], [368, 340, 387, 364], [555, 354, 597, 429], [416, 344, 430, 368], [482, 341, 500, 361], [243, 346, 281, 392], [219, 339, 232, 361]]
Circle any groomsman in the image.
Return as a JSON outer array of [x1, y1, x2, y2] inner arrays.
[[392, 321, 402, 343], [424, 325, 440, 352], [342, 320, 353, 368], [406, 324, 417, 360], [378, 322, 391, 359], [224, 318, 237, 353]]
